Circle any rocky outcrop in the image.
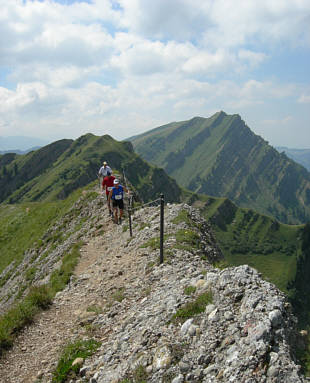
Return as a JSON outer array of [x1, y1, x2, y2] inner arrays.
[[0, 195, 307, 382], [70, 203, 305, 383]]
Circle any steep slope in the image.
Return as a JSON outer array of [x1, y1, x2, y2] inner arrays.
[[0, 139, 73, 202], [0, 134, 182, 204], [197, 196, 303, 292], [130, 111, 310, 224], [0, 196, 307, 382]]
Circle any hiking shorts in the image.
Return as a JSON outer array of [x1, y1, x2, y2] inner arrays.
[[112, 199, 124, 210]]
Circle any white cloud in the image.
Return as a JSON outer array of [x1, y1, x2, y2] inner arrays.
[[298, 94, 310, 104], [119, 0, 310, 48], [262, 116, 293, 126], [238, 50, 267, 68], [0, 0, 309, 148], [0, 83, 48, 112], [182, 49, 236, 76], [118, 0, 212, 41]]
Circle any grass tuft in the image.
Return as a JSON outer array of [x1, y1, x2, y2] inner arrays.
[[184, 285, 196, 295], [172, 209, 192, 226], [171, 291, 213, 324], [52, 338, 101, 383]]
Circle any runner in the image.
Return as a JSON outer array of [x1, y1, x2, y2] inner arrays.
[[98, 161, 112, 179], [102, 171, 115, 216], [108, 179, 129, 224]]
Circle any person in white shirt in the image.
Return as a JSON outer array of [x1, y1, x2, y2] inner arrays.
[[98, 161, 112, 178]]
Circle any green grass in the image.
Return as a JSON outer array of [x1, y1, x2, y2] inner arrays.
[[111, 288, 125, 303], [202, 198, 302, 293], [25, 266, 37, 282], [52, 338, 101, 383], [171, 209, 192, 226], [174, 229, 200, 251], [49, 242, 82, 293], [225, 252, 296, 292], [184, 285, 196, 295], [0, 188, 85, 276], [118, 365, 148, 383], [0, 285, 52, 353], [0, 242, 83, 356], [140, 234, 170, 250], [171, 291, 213, 324], [138, 222, 150, 231], [86, 305, 103, 315]]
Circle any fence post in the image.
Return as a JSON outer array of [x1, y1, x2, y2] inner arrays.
[[128, 196, 133, 237], [160, 193, 164, 264]]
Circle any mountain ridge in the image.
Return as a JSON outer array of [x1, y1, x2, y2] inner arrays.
[[130, 112, 310, 224], [0, 194, 307, 382], [0, 133, 182, 205]]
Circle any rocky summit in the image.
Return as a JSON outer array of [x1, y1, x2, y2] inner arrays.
[[0, 192, 308, 382]]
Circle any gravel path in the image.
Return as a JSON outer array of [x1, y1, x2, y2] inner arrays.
[[0, 207, 142, 383]]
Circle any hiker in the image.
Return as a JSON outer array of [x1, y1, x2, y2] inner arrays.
[[102, 171, 115, 216], [108, 179, 129, 224], [98, 161, 112, 179]]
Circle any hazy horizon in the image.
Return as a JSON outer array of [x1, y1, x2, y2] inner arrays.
[[0, 1, 309, 148]]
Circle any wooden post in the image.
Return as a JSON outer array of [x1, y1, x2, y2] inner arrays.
[[128, 207, 133, 237], [128, 196, 133, 237], [160, 193, 164, 264]]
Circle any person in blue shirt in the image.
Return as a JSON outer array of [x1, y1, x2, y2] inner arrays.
[[108, 179, 129, 224]]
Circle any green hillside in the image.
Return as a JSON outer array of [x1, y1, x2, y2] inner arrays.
[[197, 196, 302, 292], [0, 134, 182, 204], [130, 111, 310, 224], [191, 193, 310, 330], [0, 189, 84, 279]]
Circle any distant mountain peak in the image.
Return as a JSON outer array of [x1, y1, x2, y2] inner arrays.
[[130, 112, 310, 224]]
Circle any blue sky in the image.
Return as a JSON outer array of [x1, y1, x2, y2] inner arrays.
[[0, 0, 309, 148]]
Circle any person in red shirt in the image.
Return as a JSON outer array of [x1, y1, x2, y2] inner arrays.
[[102, 171, 115, 216]]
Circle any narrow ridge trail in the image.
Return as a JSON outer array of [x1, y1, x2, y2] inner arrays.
[[1, 200, 304, 383], [0, 206, 145, 383]]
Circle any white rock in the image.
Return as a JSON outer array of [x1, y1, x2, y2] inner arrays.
[[180, 318, 193, 335]]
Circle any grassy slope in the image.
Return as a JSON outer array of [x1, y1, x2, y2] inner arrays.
[[198, 196, 303, 292], [131, 112, 310, 224], [0, 139, 73, 203], [0, 134, 182, 205], [0, 189, 82, 276]]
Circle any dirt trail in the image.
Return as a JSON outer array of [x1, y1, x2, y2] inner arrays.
[[0, 208, 138, 383]]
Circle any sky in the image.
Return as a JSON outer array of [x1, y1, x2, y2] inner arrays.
[[0, 0, 309, 148]]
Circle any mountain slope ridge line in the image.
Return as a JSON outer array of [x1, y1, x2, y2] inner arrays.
[[130, 111, 310, 224], [0, 194, 307, 382]]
